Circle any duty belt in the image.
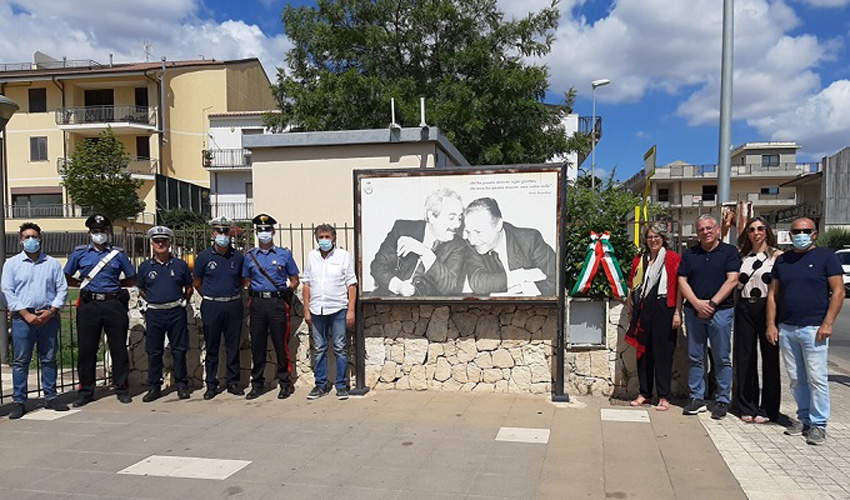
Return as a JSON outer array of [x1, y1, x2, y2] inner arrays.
[[87, 292, 120, 301], [249, 290, 286, 299], [202, 295, 241, 302], [147, 300, 184, 310]]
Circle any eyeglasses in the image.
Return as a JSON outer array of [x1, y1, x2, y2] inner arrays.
[[213, 227, 230, 234], [790, 228, 814, 235], [747, 226, 767, 233], [645, 235, 662, 241]]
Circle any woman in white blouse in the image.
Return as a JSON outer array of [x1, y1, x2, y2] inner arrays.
[[735, 217, 783, 423]]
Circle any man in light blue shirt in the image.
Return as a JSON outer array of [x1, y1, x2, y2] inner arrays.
[[1, 222, 69, 419]]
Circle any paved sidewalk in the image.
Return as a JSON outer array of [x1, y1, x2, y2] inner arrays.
[[0, 389, 744, 499], [700, 362, 850, 500]]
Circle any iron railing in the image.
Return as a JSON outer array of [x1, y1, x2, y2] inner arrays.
[[654, 191, 797, 208], [56, 105, 156, 127], [202, 149, 253, 170], [210, 202, 255, 221], [578, 116, 603, 140], [58, 157, 158, 175], [0, 59, 103, 72], [625, 162, 821, 189], [5, 204, 89, 219]]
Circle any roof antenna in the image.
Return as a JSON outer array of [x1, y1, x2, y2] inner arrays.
[[390, 98, 401, 131], [144, 41, 153, 62]]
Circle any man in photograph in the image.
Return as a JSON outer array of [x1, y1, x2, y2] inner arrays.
[[463, 197, 557, 296], [370, 188, 467, 297]]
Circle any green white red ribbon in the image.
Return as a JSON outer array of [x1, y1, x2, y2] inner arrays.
[[571, 231, 627, 299]]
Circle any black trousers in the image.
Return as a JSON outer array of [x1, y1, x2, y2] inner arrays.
[[145, 307, 189, 388], [201, 300, 243, 389], [637, 293, 677, 400], [77, 298, 130, 398], [734, 299, 781, 420], [249, 297, 291, 388]]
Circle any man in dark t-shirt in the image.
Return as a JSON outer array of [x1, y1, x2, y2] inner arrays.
[[678, 214, 741, 420], [767, 217, 845, 445]]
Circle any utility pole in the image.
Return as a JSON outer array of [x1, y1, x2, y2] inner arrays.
[[717, 0, 734, 203]]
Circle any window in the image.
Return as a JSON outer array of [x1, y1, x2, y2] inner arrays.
[[135, 87, 148, 107], [12, 193, 63, 217], [702, 185, 717, 202], [28, 88, 47, 113], [657, 188, 670, 202], [760, 186, 779, 195], [245, 182, 253, 200], [241, 128, 263, 135], [762, 154, 780, 167], [29, 137, 48, 162], [136, 136, 150, 158]]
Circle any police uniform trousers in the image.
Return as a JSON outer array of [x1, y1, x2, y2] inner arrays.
[[77, 297, 130, 398], [200, 299, 243, 389], [145, 307, 189, 389], [249, 297, 291, 390]]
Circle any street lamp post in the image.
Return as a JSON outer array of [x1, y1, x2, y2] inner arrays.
[[590, 79, 611, 190], [0, 95, 19, 364]]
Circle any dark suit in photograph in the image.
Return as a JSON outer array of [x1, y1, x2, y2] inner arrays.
[[465, 222, 557, 296], [370, 220, 466, 297]]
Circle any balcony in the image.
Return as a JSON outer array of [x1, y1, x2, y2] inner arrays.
[[55, 105, 157, 135], [202, 149, 253, 171], [210, 201, 254, 221], [654, 191, 796, 208], [624, 162, 821, 191], [5, 204, 89, 219], [58, 157, 158, 179]]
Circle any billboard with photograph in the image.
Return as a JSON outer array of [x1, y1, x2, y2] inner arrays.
[[355, 167, 564, 302]]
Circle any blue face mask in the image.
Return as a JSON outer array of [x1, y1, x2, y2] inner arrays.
[[318, 239, 333, 251], [23, 237, 40, 254], [214, 234, 230, 247], [792, 233, 813, 250]]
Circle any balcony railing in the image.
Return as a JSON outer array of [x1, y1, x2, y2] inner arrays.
[[5, 204, 89, 219], [210, 202, 254, 221], [578, 116, 603, 140], [624, 162, 821, 190], [58, 157, 158, 175], [56, 105, 156, 127], [654, 191, 797, 208], [202, 149, 253, 170], [0, 59, 103, 72]]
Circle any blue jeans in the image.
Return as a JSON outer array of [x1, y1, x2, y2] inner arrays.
[[311, 309, 348, 390], [12, 316, 60, 403], [779, 323, 830, 428], [685, 307, 733, 403]]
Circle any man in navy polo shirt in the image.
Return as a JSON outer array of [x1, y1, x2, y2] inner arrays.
[[193, 217, 245, 400], [768, 217, 844, 445], [137, 226, 194, 402], [678, 214, 741, 419], [242, 213, 300, 400]]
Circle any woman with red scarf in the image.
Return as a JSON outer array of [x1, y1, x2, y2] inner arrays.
[[626, 222, 683, 411]]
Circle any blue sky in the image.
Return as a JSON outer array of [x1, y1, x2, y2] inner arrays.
[[2, 0, 848, 181]]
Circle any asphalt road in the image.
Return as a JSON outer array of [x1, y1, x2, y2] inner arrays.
[[829, 298, 850, 372]]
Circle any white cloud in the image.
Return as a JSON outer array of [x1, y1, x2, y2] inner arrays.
[[0, 0, 289, 75]]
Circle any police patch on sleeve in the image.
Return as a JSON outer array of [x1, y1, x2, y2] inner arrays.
[[148, 270, 157, 281]]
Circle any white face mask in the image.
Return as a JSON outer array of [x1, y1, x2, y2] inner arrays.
[[257, 231, 273, 244], [91, 232, 108, 245]]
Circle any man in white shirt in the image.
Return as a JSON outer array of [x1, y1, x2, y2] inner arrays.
[[302, 224, 357, 400]]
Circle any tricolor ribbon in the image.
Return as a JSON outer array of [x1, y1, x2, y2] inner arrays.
[[571, 231, 627, 299]]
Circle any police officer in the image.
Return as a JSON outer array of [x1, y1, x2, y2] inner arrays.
[[193, 217, 245, 400], [65, 214, 136, 406], [242, 213, 299, 400], [137, 226, 194, 402]]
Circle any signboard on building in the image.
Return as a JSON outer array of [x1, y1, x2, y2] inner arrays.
[[355, 167, 564, 302]]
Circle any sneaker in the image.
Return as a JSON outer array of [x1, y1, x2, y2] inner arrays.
[[117, 393, 132, 404], [142, 386, 162, 403], [806, 426, 826, 445], [177, 386, 191, 400], [44, 399, 69, 412], [336, 388, 349, 400], [711, 402, 728, 420], [8, 403, 25, 419], [306, 385, 326, 400], [203, 387, 218, 400], [682, 399, 707, 415], [226, 385, 244, 396], [784, 421, 811, 436], [246, 386, 262, 400]]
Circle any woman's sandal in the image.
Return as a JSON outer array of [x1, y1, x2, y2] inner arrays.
[[655, 399, 670, 411], [752, 416, 769, 424], [630, 396, 649, 407], [741, 415, 754, 423]]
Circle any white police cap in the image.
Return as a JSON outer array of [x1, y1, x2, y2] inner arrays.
[[209, 216, 234, 227], [147, 226, 173, 239]]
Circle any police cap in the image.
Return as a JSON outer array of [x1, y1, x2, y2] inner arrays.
[[147, 225, 173, 240], [209, 216, 234, 228], [85, 214, 111, 230], [252, 213, 276, 230]]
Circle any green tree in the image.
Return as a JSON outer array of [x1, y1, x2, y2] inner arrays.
[[60, 129, 144, 222], [160, 208, 206, 230], [266, 0, 574, 165]]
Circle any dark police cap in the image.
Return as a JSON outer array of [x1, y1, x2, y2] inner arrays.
[[85, 214, 111, 230], [252, 213, 277, 228]]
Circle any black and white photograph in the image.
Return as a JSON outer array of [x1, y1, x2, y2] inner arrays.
[[357, 168, 562, 301]]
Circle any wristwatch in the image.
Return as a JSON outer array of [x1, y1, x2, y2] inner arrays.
[[708, 299, 717, 308]]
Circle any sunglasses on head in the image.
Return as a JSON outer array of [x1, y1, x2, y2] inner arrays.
[[747, 225, 767, 233], [790, 228, 814, 235]]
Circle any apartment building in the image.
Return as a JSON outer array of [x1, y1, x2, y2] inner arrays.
[[0, 53, 275, 231], [624, 142, 820, 244]]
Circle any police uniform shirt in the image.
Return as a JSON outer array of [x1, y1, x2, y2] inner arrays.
[[193, 246, 245, 297], [64, 245, 136, 293], [138, 256, 192, 303], [242, 246, 299, 292]]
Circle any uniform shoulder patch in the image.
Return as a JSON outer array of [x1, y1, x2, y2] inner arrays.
[[111, 246, 124, 252], [73, 244, 88, 251]]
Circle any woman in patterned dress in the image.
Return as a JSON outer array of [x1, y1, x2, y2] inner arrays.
[[735, 217, 783, 423]]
